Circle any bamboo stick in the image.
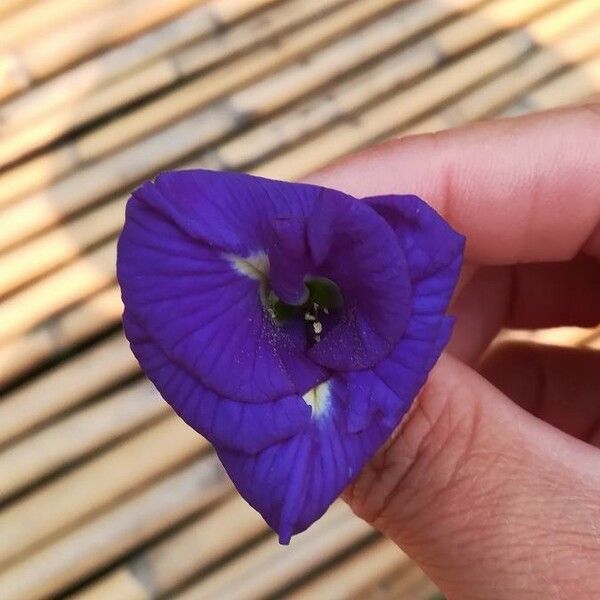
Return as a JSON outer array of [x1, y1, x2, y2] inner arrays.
[[0, 455, 229, 600], [384, 10, 600, 133], [250, 29, 550, 180], [431, 0, 565, 55], [0, 414, 207, 568], [0, 285, 123, 388], [0, 0, 121, 50], [0, 0, 483, 250], [449, 15, 600, 122], [0, 0, 33, 20], [173, 502, 373, 600], [0, 332, 137, 446], [0, 105, 237, 251], [0, 0, 350, 169], [499, 53, 600, 119], [0, 197, 125, 297], [585, 332, 600, 351], [0, 0, 577, 204], [76, 0, 483, 164], [0, 144, 77, 208], [71, 494, 268, 600], [496, 326, 598, 350], [401, 114, 452, 136], [360, 564, 439, 600], [217, 0, 578, 169], [0, 0, 207, 102], [0, 0, 366, 205], [285, 537, 410, 600], [0, 0, 278, 132], [521, 54, 600, 109], [0, 379, 168, 501], [27, 0, 402, 169], [230, 0, 559, 117], [0, 240, 116, 343], [252, 3, 600, 179]]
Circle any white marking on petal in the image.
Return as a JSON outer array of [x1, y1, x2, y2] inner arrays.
[[302, 381, 331, 419], [227, 251, 270, 281]]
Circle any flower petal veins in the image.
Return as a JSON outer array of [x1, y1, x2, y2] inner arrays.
[[117, 170, 464, 543]]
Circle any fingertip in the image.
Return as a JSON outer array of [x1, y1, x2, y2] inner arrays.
[[306, 105, 600, 264]]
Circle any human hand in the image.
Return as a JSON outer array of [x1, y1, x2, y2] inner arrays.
[[305, 104, 600, 599]]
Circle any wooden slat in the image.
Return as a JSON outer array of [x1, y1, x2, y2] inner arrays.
[[384, 7, 600, 132], [218, 0, 584, 170], [0, 415, 207, 568], [0, 0, 334, 203], [449, 12, 600, 121], [285, 537, 411, 600], [71, 494, 268, 600], [0, 0, 208, 102], [0, 0, 278, 133], [357, 564, 440, 600], [173, 502, 374, 600], [0, 0, 350, 171], [0, 0, 397, 169], [0, 379, 168, 501], [0, 144, 79, 208], [519, 54, 600, 110], [0, 241, 117, 343], [498, 52, 600, 117], [0, 196, 124, 296], [0, 332, 137, 445], [0, 0, 122, 50], [0, 0, 33, 20], [251, 35, 530, 178], [252, 7, 598, 181], [0, 285, 123, 387], [0, 455, 230, 600]]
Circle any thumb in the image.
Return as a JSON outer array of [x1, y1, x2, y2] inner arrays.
[[344, 353, 600, 599]]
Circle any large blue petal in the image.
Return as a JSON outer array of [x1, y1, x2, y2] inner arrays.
[[118, 183, 327, 402], [217, 375, 391, 543], [367, 194, 464, 402], [305, 197, 412, 371], [152, 169, 318, 255], [123, 309, 311, 453]]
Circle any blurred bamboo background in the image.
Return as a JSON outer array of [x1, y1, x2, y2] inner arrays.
[[0, 1, 599, 598]]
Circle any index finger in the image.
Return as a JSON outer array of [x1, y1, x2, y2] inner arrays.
[[304, 103, 600, 264]]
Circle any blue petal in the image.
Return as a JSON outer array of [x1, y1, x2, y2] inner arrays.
[[118, 183, 327, 402], [367, 194, 464, 402], [305, 197, 412, 371], [151, 170, 317, 255], [123, 310, 311, 453], [217, 376, 391, 543]]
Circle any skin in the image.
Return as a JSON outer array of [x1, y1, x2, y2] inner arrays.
[[305, 103, 600, 599]]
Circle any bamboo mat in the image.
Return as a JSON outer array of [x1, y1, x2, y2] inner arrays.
[[0, 1, 599, 598]]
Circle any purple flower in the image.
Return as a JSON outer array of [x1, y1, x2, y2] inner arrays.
[[117, 169, 464, 543]]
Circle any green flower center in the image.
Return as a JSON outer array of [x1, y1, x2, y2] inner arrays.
[[264, 277, 343, 344]]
